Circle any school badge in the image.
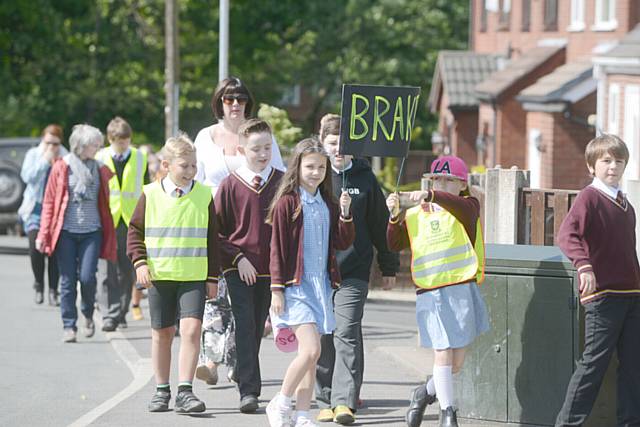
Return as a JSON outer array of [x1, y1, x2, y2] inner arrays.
[[430, 220, 440, 232]]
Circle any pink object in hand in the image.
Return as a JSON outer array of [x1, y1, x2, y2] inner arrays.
[[274, 326, 298, 352]]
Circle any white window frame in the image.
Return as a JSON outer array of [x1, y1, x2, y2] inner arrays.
[[593, 0, 617, 31], [607, 83, 620, 135], [623, 85, 640, 181], [568, 0, 585, 31]]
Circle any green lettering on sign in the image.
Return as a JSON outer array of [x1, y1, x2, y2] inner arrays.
[[349, 94, 369, 140], [405, 95, 421, 140], [372, 96, 392, 142], [391, 96, 404, 141]]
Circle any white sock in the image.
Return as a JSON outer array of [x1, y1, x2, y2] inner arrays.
[[277, 392, 293, 407], [296, 410, 310, 420], [433, 365, 454, 410], [426, 376, 436, 396]]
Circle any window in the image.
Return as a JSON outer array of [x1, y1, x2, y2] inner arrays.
[[522, 0, 531, 31], [623, 85, 640, 180], [607, 83, 620, 135], [569, 0, 585, 31], [498, 0, 511, 31], [481, 0, 488, 32], [544, 0, 558, 31], [594, 0, 617, 30]]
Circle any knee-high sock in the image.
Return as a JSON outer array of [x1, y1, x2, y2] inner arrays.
[[433, 365, 454, 409], [426, 376, 436, 396]]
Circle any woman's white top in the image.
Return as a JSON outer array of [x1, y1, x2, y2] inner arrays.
[[194, 124, 285, 196]]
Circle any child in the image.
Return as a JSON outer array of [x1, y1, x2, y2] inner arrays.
[[555, 134, 640, 426], [266, 138, 355, 427], [96, 116, 149, 331], [386, 155, 489, 427], [315, 114, 399, 424], [127, 134, 220, 413], [214, 118, 284, 413]]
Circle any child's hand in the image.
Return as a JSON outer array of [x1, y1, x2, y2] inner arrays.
[[386, 193, 400, 217], [409, 190, 429, 202], [579, 271, 597, 297], [382, 276, 395, 290], [270, 290, 285, 316], [206, 282, 218, 299], [136, 265, 153, 288], [238, 257, 257, 286], [339, 190, 352, 217]]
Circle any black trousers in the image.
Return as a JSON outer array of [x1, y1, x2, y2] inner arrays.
[[27, 229, 58, 291], [556, 296, 640, 427], [99, 221, 135, 322], [225, 271, 271, 398]]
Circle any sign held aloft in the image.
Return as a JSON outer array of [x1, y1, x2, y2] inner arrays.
[[339, 84, 421, 158]]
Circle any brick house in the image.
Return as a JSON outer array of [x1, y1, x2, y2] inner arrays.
[[430, 0, 640, 189]]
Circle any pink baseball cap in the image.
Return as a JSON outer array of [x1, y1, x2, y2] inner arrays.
[[274, 326, 298, 353], [424, 155, 468, 182]]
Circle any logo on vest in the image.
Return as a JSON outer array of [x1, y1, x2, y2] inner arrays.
[[432, 160, 451, 175], [430, 220, 440, 232], [345, 187, 360, 195]]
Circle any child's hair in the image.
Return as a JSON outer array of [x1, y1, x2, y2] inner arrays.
[[161, 133, 196, 161], [266, 137, 335, 224], [238, 118, 272, 144], [106, 116, 132, 141], [319, 113, 341, 142], [585, 133, 629, 170]]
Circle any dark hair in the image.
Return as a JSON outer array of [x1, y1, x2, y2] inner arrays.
[[238, 118, 272, 142], [210, 76, 255, 120], [42, 124, 64, 141], [319, 113, 341, 142], [266, 137, 335, 224], [106, 116, 132, 140], [585, 133, 629, 170]]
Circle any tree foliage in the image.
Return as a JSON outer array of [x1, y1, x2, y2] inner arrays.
[[1, 0, 468, 150]]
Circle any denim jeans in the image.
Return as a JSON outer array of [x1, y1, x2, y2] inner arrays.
[[56, 230, 102, 330]]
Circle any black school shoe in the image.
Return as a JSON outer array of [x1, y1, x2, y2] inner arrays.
[[148, 390, 171, 412], [175, 390, 206, 413], [239, 394, 259, 413], [439, 406, 458, 427], [406, 380, 437, 427]]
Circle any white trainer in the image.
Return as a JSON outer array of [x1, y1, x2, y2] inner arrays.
[[294, 416, 319, 427], [266, 394, 294, 427]]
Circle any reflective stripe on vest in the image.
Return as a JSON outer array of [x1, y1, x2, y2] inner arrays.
[[96, 147, 147, 226], [405, 205, 485, 289], [143, 181, 211, 281]]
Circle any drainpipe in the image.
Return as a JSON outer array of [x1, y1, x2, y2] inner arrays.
[[491, 99, 498, 167]]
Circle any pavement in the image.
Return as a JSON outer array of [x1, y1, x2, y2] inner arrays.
[[0, 236, 530, 427]]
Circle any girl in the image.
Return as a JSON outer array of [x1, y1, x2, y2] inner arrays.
[[266, 138, 355, 427], [386, 155, 489, 427]]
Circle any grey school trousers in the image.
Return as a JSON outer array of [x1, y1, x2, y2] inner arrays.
[[99, 221, 136, 322], [315, 278, 369, 410], [555, 296, 640, 427]]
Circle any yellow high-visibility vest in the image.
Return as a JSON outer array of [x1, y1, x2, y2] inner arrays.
[[143, 181, 211, 281], [96, 147, 147, 226], [405, 204, 485, 290]]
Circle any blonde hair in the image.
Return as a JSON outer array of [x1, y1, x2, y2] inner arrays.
[[106, 116, 132, 140], [161, 133, 196, 161], [585, 134, 629, 170], [319, 113, 341, 142]]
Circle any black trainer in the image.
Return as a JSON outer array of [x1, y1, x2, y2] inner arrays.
[[175, 390, 206, 413], [406, 380, 437, 427], [239, 394, 259, 413], [102, 318, 117, 332], [148, 390, 171, 412], [440, 406, 458, 427]]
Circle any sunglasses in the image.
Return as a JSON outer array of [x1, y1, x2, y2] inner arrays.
[[222, 94, 249, 105], [45, 141, 61, 146]]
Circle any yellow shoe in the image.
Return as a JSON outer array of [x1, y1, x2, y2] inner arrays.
[[333, 405, 355, 425], [316, 408, 334, 422], [131, 305, 143, 321]]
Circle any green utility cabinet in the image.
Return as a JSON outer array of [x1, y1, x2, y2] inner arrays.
[[455, 244, 616, 426]]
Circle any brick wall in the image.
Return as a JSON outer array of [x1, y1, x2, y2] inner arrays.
[[473, 0, 638, 61], [497, 98, 528, 168], [452, 110, 480, 166]]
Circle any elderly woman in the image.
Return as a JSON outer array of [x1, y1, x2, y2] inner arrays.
[[19, 124, 68, 306], [37, 124, 116, 343], [194, 76, 285, 196]]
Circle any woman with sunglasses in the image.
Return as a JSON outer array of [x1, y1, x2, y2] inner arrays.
[[19, 124, 68, 306], [194, 76, 285, 197]]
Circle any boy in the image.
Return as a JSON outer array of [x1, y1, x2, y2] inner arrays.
[[214, 118, 284, 413], [556, 134, 640, 426], [127, 134, 220, 413], [96, 117, 149, 331], [315, 114, 399, 424]]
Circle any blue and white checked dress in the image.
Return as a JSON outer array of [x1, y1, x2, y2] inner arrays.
[[272, 187, 336, 335]]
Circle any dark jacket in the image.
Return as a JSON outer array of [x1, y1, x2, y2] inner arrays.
[[269, 191, 355, 291], [331, 159, 399, 281]]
